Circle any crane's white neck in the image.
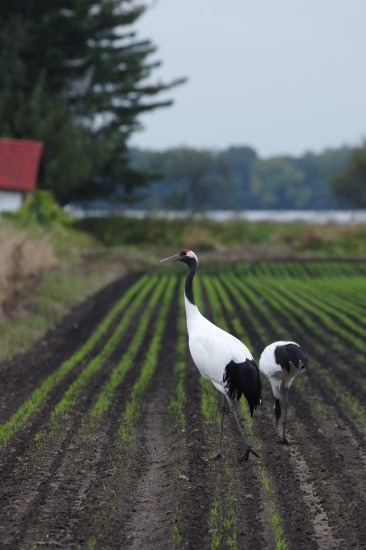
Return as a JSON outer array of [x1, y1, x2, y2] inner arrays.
[[184, 293, 202, 333]]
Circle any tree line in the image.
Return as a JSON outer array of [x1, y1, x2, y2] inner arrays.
[[128, 145, 361, 211]]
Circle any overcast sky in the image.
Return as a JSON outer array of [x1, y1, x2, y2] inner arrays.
[[130, 0, 366, 158]]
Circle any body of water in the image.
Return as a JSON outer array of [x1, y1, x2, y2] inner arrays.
[[122, 209, 366, 224]]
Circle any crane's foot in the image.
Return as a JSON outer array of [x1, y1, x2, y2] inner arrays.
[[238, 445, 259, 462], [280, 436, 289, 445], [210, 451, 225, 461]]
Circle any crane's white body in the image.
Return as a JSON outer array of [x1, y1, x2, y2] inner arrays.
[[259, 340, 307, 444], [161, 248, 261, 460], [184, 295, 254, 395], [259, 340, 302, 399]]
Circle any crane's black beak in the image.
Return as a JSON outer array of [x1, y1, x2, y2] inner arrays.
[[160, 253, 180, 263]]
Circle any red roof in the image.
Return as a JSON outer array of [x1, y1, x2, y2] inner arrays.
[[0, 138, 43, 192]]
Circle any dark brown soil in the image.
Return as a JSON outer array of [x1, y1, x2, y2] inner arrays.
[[0, 265, 366, 549]]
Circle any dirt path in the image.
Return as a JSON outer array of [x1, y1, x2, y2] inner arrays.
[[0, 265, 366, 549]]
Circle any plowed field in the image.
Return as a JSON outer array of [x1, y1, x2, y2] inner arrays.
[[1, 260, 366, 550]]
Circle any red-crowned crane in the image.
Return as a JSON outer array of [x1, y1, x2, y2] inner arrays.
[[160, 249, 262, 462], [259, 341, 307, 444]]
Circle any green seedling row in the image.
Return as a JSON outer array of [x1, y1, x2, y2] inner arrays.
[[90, 275, 170, 422], [50, 275, 159, 427], [0, 274, 150, 449], [119, 275, 177, 442], [235, 260, 366, 281], [245, 276, 366, 426], [277, 278, 366, 340], [271, 278, 366, 363], [169, 278, 188, 549], [227, 269, 366, 413], [196, 277, 238, 550], [301, 277, 366, 315], [202, 275, 287, 550], [169, 277, 188, 430], [248, 276, 364, 361], [299, 277, 366, 325], [220, 275, 274, 348]]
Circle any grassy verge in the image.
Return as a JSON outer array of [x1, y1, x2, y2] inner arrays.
[[0, 268, 125, 362], [75, 215, 366, 257]]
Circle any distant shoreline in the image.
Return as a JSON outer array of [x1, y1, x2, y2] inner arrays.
[[113, 209, 366, 225]]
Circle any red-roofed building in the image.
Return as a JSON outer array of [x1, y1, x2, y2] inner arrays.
[[0, 138, 43, 212]]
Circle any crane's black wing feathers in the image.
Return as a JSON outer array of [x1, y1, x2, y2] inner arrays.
[[274, 343, 307, 373], [224, 359, 262, 416]]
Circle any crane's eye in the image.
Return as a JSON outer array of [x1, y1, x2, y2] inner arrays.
[[180, 250, 187, 256]]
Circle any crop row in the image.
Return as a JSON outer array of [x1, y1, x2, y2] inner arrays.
[[234, 259, 366, 279], [0, 274, 152, 448], [221, 271, 366, 427], [201, 275, 288, 550]]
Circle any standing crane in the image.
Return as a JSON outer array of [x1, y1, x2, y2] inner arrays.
[[259, 341, 307, 444], [161, 249, 262, 461]]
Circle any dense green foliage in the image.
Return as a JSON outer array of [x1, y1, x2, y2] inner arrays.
[[0, 1, 184, 204], [129, 145, 352, 210], [331, 142, 366, 207], [6, 191, 72, 227]]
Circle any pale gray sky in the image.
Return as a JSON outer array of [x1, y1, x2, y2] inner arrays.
[[130, 0, 366, 158]]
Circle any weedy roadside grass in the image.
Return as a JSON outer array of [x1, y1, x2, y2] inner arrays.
[[0, 212, 127, 363]]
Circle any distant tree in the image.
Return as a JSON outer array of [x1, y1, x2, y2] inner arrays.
[[161, 148, 235, 211], [0, 2, 185, 204], [251, 157, 308, 209], [294, 148, 351, 209], [330, 143, 366, 207], [221, 146, 257, 208]]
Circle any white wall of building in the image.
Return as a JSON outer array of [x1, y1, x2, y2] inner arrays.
[[0, 191, 23, 213]]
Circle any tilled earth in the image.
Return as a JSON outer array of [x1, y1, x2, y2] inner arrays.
[[0, 266, 366, 549]]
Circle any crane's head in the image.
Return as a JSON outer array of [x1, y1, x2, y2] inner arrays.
[[160, 249, 198, 267]]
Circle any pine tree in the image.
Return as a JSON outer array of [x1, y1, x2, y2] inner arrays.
[[0, 1, 185, 203]]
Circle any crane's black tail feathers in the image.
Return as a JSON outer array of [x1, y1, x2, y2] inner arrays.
[[274, 343, 307, 373], [224, 359, 262, 416]]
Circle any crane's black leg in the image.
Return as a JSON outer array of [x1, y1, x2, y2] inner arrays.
[[274, 398, 281, 427], [280, 388, 289, 445], [211, 394, 226, 460], [225, 396, 259, 462]]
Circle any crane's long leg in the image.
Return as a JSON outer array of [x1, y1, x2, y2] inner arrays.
[[211, 393, 226, 460], [225, 395, 259, 462], [281, 387, 290, 445]]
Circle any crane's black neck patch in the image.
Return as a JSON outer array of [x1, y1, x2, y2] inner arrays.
[[184, 262, 196, 305], [223, 359, 262, 416]]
